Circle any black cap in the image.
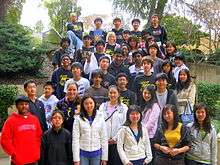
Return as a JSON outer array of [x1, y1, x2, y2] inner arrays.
[[132, 50, 144, 58], [155, 73, 169, 82], [95, 40, 105, 47], [15, 95, 29, 105], [71, 62, 83, 71], [114, 48, 123, 55], [174, 52, 185, 61]]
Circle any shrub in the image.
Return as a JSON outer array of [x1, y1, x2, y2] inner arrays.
[[0, 22, 45, 76], [197, 82, 220, 118], [0, 85, 18, 131]]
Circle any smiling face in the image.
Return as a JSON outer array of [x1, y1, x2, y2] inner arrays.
[[83, 97, 95, 115], [163, 109, 174, 124], [179, 70, 188, 82], [142, 89, 151, 101], [66, 83, 78, 100], [25, 82, 37, 97], [196, 108, 207, 123], [129, 111, 141, 124], [117, 76, 128, 89], [108, 87, 119, 102]]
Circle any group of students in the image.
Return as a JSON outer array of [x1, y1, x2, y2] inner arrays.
[[0, 13, 218, 165]]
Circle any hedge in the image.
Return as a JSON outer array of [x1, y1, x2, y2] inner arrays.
[[0, 85, 18, 130], [197, 82, 220, 118]]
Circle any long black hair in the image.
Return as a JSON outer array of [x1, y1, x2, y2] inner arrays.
[[124, 105, 143, 138], [176, 69, 191, 92], [161, 104, 179, 131], [193, 103, 211, 133], [141, 85, 158, 112], [80, 95, 97, 121]]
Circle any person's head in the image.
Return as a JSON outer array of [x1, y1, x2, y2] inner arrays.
[[151, 14, 160, 26], [43, 81, 54, 98], [99, 56, 110, 70], [70, 12, 78, 22], [142, 85, 156, 102], [83, 35, 93, 46], [162, 104, 179, 130], [142, 56, 153, 73], [116, 73, 128, 90], [114, 48, 125, 65], [94, 17, 103, 29], [128, 36, 138, 49], [61, 54, 71, 67], [166, 42, 177, 56], [91, 69, 103, 86], [125, 105, 142, 125], [174, 52, 185, 67], [132, 50, 143, 65], [106, 32, 116, 44], [108, 85, 120, 103], [15, 95, 30, 115], [122, 30, 131, 41], [194, 103, 211, 133], [162, 60, 173, 74], [141, 30, 151, 41], [71, 62, 83, 78], [24, 80, 37, 97], [60, 37, 70, 49], [155, 73, 168, 91], [66, 82, 78, 100], [132, 18, 141, 30], [95, 40, 105, 53], [121, 44, 130, 56], [51, 110, 64, 129], [113, 17, 122, 29], [178, 69, 191, 84], [148, 44, 159, 57], [80, 95, 96, 119]]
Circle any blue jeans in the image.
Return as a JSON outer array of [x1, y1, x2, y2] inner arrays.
[[80, 155, 101, 165], [185, 159, 210, 165], [130, 158, 145, 165], [67, 30, 83, 51]]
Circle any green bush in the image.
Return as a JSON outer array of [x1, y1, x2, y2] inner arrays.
[[0, 22, 45, 76], [0, 85, 18, 131], [197, 82, 220, 118]]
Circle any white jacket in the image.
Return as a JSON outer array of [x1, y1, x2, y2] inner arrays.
[[98, 102, 128, 140], [117, 126, 152, 165], [72, 114, 108, 162]]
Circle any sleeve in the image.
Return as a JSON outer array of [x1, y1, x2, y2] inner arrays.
[[39, 133, 47, 165], [143, 128, 153, 164], [40, 102, 48, 132], [0, 119, 15, 156], [145, 104, 160, 132], [131, 77, 138, 93], [117, 128, 130, 165], [51, 70, 58, 88], [162, 26, 167, 44], [66, 132, 73, 165], [100, 118, 108, 161], [153, 127, 162, 147], [83, 53, 98, 75], [51, 51, 59, 65], [211, 127, 217, 165], [64, 79, 72, 93], [72, 117, 80, 162], [188, 83, 196, 107]]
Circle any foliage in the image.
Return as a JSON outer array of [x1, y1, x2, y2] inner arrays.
[[0, 85, 18, 131], [5, 0, 25, 24], [197, 82, 220, 118], [34, 20, 44, 33], [0, 22, 45, 76], [112, 0, 168, 24], [43, 0, 81, 35], [161, 15, 208, 46], [206, 48, 220, 66]]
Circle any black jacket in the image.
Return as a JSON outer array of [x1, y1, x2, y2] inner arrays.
[[39, 128, 72, 165]]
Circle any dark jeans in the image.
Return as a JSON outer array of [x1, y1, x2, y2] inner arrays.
[[107, 144, 123, 165], [185, 159, 210, 165], [148, 138, 155, 165], [154, 157, 185, 165], [131, 158, 145, 165]]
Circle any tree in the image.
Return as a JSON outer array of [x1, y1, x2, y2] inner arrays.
[[34, 20, 44, 33], [161, 15, 207, 46], [43, 0, 81, 36], [181, 0, 220, 53], [0, 0, 11, 22], [112, 0, 169, 25]]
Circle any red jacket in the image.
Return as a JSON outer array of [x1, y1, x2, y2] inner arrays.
[[0, 112, 42, 165]]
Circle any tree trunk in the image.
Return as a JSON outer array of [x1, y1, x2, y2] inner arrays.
[[146, 0, 157, 27], [155, 0, 168, 18], [0, 0, 8, 22]]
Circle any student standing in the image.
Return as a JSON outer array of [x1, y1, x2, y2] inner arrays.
[[39, 110, 73, 165], [185, 103, 217, 165], [154, 104, 191, 165], [117, 105, 152, 165], [72, 95, 108, 165]]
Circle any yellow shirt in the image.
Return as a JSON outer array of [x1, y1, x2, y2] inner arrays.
[[164, 123, 182, 148]]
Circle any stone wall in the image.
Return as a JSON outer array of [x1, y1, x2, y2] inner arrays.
[[188, 63, 220, 84]]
